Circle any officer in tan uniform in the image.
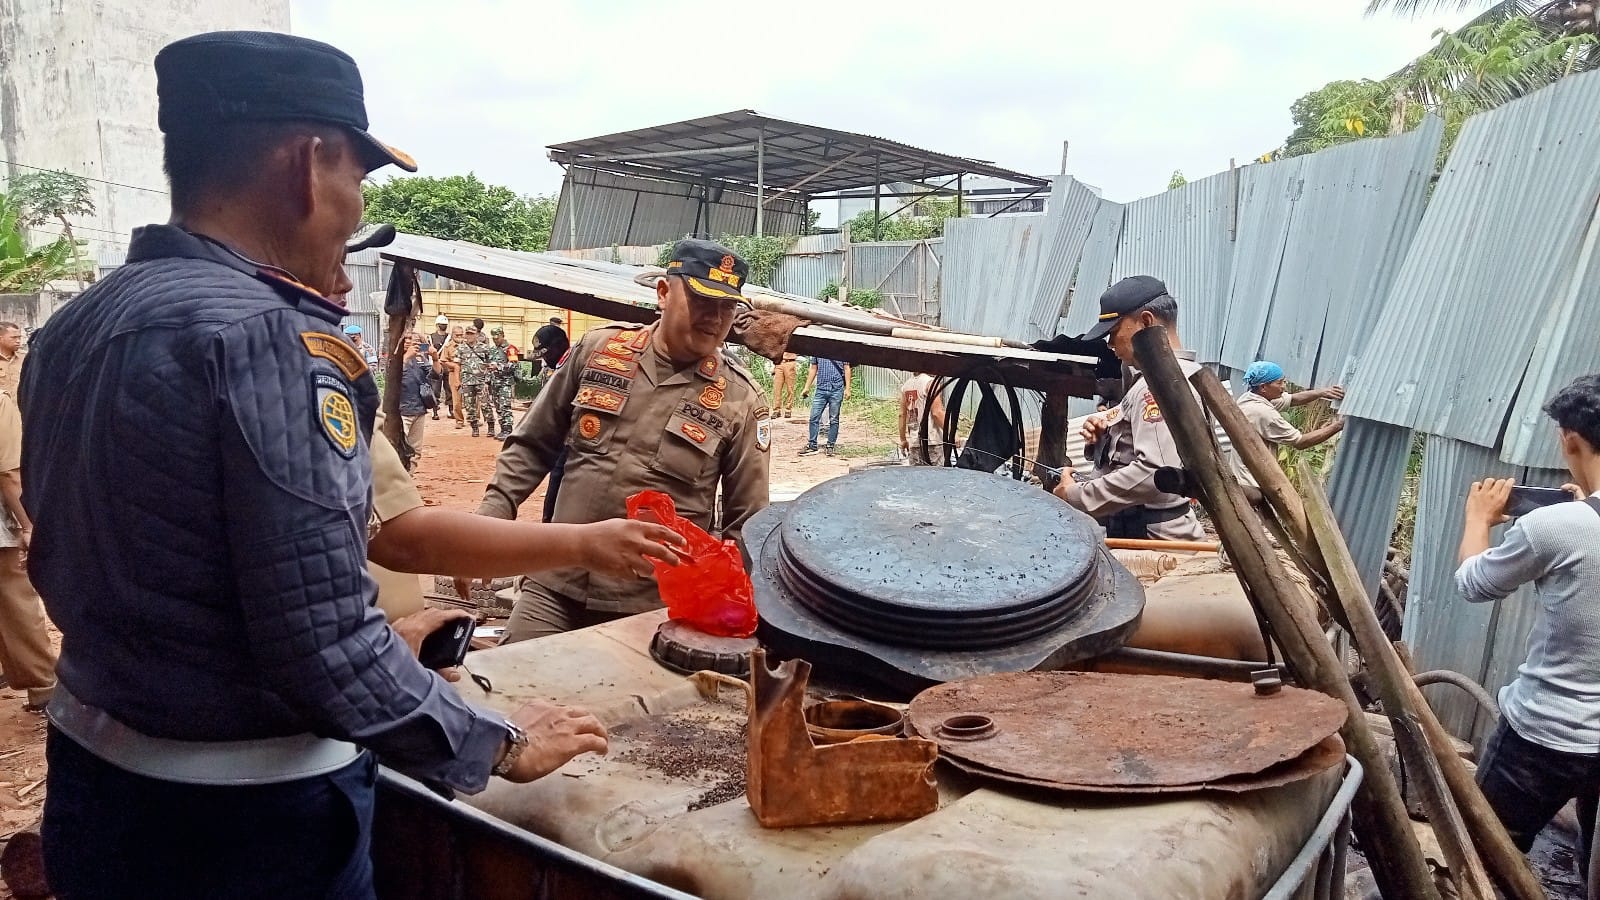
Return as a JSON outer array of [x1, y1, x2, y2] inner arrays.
[[0, 323, 25, 398], [1054, 276, 1205, 541], [477, 239, 772, 642]]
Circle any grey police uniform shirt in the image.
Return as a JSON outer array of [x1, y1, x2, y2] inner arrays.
[[1069, 349, 1205, 541], [20, 225, 507, 793]]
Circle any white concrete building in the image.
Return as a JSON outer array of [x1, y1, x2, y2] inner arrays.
[[0, 1, 290, 258]]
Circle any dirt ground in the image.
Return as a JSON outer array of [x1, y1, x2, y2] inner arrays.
[[0, 400, 886, 898]]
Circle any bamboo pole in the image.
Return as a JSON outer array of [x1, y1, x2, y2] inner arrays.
[[1132, 327, 1440, 900], [1302, 466, 1545, 900]]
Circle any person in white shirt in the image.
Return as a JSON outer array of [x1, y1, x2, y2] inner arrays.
[[1231, 360, 1345, 487], [1455, 373, 1600, 869], [897, 373, 947, 466]]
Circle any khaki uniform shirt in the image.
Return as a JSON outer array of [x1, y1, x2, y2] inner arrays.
[[479, 323, 771, 614], [0, 350, 24, 399], [368, 419, 427, 621], [0, 392, 19, 548], [1066, 350, 1205, 541], [1230, 392, 1296, 489]]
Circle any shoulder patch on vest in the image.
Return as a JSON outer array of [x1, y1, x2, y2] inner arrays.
[[314, 373, 360, 458], [302, 332, 369, 381], [755, 406, 772, 452], [1140, 391, 1163, 424]]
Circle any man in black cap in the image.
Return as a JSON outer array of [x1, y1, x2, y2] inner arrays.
[[533, 314, 571, 372], [21, 32, 609, 899], [1052, 275, 1205, 541], [469, 238, 772, 642]]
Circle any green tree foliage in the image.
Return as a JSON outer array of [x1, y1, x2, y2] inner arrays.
[[845, 194, 960, 242], [653, 233, 794, 287], [362, 174, 556, 251], [1280, 16, 1593, 160], [1167, 170, 1188, 190], [0, 192, 87, 293]]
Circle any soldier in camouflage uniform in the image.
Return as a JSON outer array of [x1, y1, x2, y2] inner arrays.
[[488, 326, 518, 440], [456, 325, 496, 437]]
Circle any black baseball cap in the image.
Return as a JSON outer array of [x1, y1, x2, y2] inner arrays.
[[1081, 275, 1171, 342], [155, 31, 417, 174], [664, 239, 751, 304]]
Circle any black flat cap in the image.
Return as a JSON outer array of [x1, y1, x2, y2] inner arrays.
[[1081, 275, 1171, 341], [664, 239, 751, 304], [156, 31, 416, 174]]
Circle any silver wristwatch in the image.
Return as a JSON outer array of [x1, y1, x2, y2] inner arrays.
[[492, 719, 529, 778]]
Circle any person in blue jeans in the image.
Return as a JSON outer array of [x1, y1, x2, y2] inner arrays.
[[800, 356, 851, 456]]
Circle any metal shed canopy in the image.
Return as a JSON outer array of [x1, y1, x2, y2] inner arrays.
[[545, 110, 1050, 197]]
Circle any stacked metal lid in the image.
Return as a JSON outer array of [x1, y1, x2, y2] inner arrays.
[[743, 466, 1146, 693]]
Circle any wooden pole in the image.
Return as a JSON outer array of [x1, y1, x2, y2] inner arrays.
[[1303, 466, 1546, 900], [1298, 467, 1493, 899], [1103, 538, 1220, 553], [1132, 327, 1440, 900], [380, 263, 415, 460], [1036, 390, 1070, 489]]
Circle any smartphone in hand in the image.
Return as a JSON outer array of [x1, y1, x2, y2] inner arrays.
[[418, 618, 473, 670], [1507, 485, 1574, 518]]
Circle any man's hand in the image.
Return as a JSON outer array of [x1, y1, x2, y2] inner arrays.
[[1465, 478, 1514, 527], [1079, 414, 1108, 444], [453, 576, 493, 604], [1564, 482, 1587, 501], [1321, 385, 1346, 402], [392, 607, 475, 683], [500, 700, 609, 783], [579, 520, 686, 579]]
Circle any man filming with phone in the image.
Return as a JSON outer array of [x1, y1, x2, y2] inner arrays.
[[1455, 373, 1600, 872]]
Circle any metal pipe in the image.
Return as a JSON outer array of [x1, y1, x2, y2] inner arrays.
[[956, 173, 963, 219], [873, 150, 882, 241], [755, 127, 765, 237], [762, 148, 865, 206], [1261, 757, 1366, 900], [1097, 646, 1268, 682]]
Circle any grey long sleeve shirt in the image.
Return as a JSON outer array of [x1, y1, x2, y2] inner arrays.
[[1455, 493, 1600, 754]]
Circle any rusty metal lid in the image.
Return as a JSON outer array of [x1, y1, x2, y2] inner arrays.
[[742, 468, 1146, 694], [906, 671, 1348, 792], [649, 620, 758, 677]]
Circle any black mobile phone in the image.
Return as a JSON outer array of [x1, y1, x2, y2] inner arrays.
[[1507, 485, 1573, 518], [418, 618, 473, 670]]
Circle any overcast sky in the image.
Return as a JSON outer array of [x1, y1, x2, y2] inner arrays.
[[291, 1, 1471, 206]]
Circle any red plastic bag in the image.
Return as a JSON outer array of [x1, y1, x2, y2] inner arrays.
[[626, 490, 758, 638]]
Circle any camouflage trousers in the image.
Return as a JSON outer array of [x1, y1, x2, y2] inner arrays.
[[462, 382, 494, 429], [490, 376, 515, 434]]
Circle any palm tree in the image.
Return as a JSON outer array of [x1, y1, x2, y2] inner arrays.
[[1366, 1, 1597, 39]]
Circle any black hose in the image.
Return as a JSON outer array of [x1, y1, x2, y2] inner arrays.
[[1413, 669, 1499, 723]]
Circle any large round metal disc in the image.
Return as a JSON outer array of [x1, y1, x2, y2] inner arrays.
[[907, 671, 1348, 789], [780, 467, 1099, 619]]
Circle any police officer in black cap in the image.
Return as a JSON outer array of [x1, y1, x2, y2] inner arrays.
[[22, 32, 606, 899], [1052, 275, 1206, 541]]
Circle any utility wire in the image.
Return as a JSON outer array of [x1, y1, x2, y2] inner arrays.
[[0, 158, 169, 195]]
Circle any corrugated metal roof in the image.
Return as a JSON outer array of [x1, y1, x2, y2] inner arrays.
[[546, 110, 1049, 195], [1325, 417, 1415, 601], [550, 167, 806, 251], [1343, 69, 1600, 462], [1401, 436, 1568, 741], [1217, 117, 1441, 388], [1108, 170, 1238, 362]]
